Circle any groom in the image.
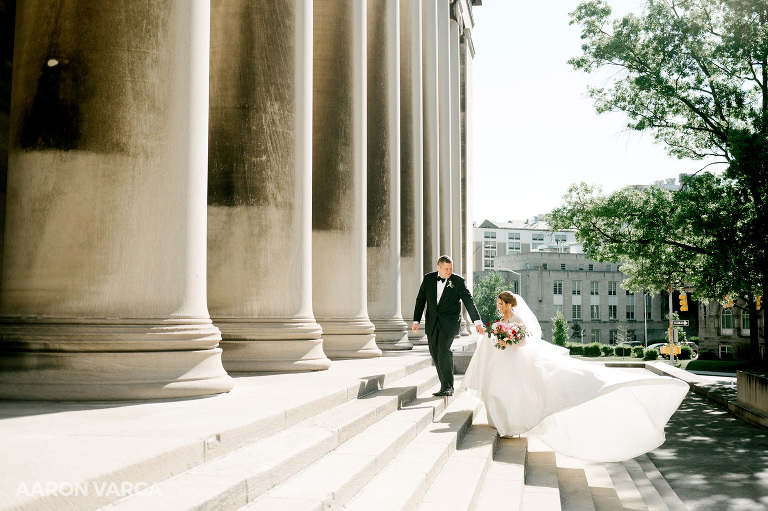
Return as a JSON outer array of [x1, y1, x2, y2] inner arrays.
[[412, 255, 485, 396]]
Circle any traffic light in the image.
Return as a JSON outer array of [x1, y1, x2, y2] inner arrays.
[[758, 296, 762, 311], [679, 293, 688, 312], [723, 296, 734, 308]]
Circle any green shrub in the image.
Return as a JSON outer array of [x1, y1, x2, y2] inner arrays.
[[566, 342, 584, 355], [583, 342, 602, 357], [698, 351, 718, 360], [600, 344, 614, 357], [690, 336, 699, 343], [632, 346, 645, 358], [615, 345, 632, 356], [643, 348, 659, 360], [678, 345, 693, 360]]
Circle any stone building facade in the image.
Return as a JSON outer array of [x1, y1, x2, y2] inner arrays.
[[0, 0, 482, 400], [698, 300, 765, 359], [481, 251, 678, 345]]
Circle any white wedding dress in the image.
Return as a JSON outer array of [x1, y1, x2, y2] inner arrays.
[[462, 294, 689, 462]]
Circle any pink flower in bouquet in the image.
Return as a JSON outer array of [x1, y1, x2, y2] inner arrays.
[[487, 320, 528, 350]]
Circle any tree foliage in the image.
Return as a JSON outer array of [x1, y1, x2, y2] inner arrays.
[[473, 271, 507, 326], [562, 0, 767, 361], [552, 311, 570, 346]]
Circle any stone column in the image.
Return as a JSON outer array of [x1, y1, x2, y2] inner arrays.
[[461, 33, 476, 329], [314, 0, 380, 358], [400, 0, 426, 344], [367, 0, 411, 351], [449, 18, 468, 337], [422, 0, 440, 274], [0, 1, 233, 400], [437, 0, 452, 255], [208, 1, 330, 372]]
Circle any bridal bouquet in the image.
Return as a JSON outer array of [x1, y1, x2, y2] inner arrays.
[[487, 321, 528, 350]]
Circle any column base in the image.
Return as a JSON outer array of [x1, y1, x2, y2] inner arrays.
[[371, 318, 412, 351], [318, 318, 380, 359], [0, 317, 233, 400], [216, 317, 331, 372], [0, 349, 233, 400]]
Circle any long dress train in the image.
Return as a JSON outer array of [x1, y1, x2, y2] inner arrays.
[[462, 294, 689, 462]]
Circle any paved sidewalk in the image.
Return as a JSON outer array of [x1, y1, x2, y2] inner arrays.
[[648, 374, 768, 511]]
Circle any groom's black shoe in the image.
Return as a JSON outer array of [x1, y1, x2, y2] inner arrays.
[[433, 389, 453, 397]]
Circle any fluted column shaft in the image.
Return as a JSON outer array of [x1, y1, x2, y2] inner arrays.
[[0, 0, 233, 400], [313, 0, 380, 358], [208, 0, 330, 372], [400, 0, 426, 344], [367, 0, 411, 351], [421, 0, 440, 274], [437, 0, 452, 255], [461, 35, 475, 299]]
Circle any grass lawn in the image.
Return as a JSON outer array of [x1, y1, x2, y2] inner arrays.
[[678, 359, 766, 374]]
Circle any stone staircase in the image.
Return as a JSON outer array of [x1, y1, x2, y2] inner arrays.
[[92, 356, 688, 511]]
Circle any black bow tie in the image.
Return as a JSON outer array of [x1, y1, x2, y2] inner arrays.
[[437, 276, 446, 283]]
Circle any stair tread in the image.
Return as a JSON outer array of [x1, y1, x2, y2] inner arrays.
[[522, 435, 561, 511], [476, 437, 527, 511], [605, 461, 648, 511], [622, 458, 671, 511], [634, 455, 688, 511]]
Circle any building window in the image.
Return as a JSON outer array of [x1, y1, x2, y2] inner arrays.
[[626, 305, 635, 320], [606, 264, 612, 271], [609, 305, 617, 320], [483, 260, 494, 269], [532, 233, 545, 242], [645, 294, 652, 320], [555, 234, 567, 243], [508, 232, 520, 240], [573, 305, 582, 320], [561, 263, 566, 270], [590, 281, 599, 295], [484, 231, 496, 239], [742, 312, 751, 333], [591, 330, 600, 343], [588, 264, 594, 271], [508, 242, 521, 252], [553, 281, 563, 295], [721, 309, 734, 333], [719, 345, 733, 358], [572, 281, 581, 295], [591, 305, 600, 320], [554, 304, 563, 315], [627, 330, 636, 342], [542, 263, 548, 270], [609, 330, 618, 343], [578, 264, 584, 271], [608, 282, 617, 296]]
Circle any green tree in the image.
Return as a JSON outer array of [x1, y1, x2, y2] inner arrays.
[[561, 0, 767, 362], [473, 271, 507, 326], [552, 311, 569, 346]]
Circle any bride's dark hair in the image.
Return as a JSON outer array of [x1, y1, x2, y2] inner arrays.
[[497, 291, 517, 307]]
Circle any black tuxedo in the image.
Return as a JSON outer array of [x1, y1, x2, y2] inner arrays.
[[413, 272, 482, 391]]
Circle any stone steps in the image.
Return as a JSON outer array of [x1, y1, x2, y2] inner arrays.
[[97, 360, 441, 511], [245, 385, 478, 511], [89, 355, 688, 511]]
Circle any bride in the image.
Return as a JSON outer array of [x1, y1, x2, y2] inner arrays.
[[462, 291, 689, 462]]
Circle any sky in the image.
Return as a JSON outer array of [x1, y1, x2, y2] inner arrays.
[[470, 0, 708, 224]]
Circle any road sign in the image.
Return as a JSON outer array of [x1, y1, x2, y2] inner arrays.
[[672, 320, 689, 326], [660, 344, 682, 355]]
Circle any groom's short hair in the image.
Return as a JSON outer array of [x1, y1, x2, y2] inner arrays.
[[437, 255, 452, 265]]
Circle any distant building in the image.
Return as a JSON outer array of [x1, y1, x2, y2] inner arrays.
[[475, 250, 680, 345], [698, 301, 764, 359], [472, 218, 580, 273]]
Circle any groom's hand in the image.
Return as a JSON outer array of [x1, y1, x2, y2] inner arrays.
[[412, 322, 419, 334], [476, 324, 485, 335]]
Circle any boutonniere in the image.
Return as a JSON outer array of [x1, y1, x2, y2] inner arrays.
[[446, 279, 454, 289]]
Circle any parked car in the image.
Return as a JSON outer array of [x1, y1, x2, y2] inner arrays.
[[617, 341, 643, 347]]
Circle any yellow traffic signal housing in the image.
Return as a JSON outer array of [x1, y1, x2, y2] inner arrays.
[[723, 296, 734, 308], [758, 296, 762, 311], [679, 293, 688, 312]]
